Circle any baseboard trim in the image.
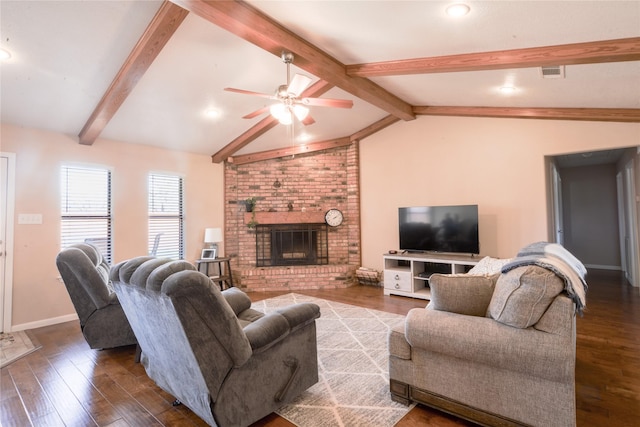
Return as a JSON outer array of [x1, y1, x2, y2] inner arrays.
[[11, 313, 79, 332]]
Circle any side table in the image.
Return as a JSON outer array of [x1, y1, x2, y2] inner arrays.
[[196, 257, 234, 290]]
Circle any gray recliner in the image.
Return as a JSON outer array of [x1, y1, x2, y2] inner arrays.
[[55, 243, 137, 349], [110, 256, 321, 427]]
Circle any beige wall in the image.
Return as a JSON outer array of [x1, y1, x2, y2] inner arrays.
[[2, 124, 223, 329], [359, 116, 640, 270], [3, 116, 640, 328]]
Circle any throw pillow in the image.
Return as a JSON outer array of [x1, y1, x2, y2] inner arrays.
[[429, 273, 498, 317], [488, 265, 564, 328], [467, 256, 511, 276]]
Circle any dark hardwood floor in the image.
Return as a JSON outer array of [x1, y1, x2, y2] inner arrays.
[[1, 269, 638, 426]]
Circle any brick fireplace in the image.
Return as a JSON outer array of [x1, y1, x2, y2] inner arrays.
[[223, 143, 361, 292]]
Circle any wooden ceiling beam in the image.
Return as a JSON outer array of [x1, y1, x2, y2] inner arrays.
[[78, 1, 188, 145], [211, 79, 335, 162], [170, 0, 415, 121], [350, 115, 401, 142], [228, 137, 352, 165], [347, 37, 640, 77], [413, 106, 640, 122], [227, 114, 402, 165]]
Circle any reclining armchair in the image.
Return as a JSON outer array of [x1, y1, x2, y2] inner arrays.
[[56, 243, 137, 350], [110, 256, 321, 427], [390, 244, 586, 427]]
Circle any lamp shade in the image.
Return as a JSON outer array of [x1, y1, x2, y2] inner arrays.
[[204, 228, 223, 243]]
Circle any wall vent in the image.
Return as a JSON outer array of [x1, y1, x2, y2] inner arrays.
[[540, 65, 565, 79]]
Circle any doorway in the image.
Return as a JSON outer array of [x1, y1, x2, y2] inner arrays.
[[549, 148, 639, 287]]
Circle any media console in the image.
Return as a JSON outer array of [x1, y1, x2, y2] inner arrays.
[[383, 252, 479, 300]]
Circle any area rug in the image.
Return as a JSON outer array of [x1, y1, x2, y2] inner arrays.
[[0, 330, 41, 368], [251, 293, 414, 427]]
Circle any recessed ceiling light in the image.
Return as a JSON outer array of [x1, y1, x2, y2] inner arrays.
[[446, 3, 470, 17], [0, 48, 12, 61], [499, 86, 517, 95], [204, 108, 220, 119]]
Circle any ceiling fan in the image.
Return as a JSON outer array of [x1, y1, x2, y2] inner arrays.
[[224, 52, 353, 126]]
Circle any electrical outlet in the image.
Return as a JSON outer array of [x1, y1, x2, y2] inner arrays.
[[18, 213, 43, 224]]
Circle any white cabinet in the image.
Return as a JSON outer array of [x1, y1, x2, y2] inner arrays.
[[383, 252, 479, 300]]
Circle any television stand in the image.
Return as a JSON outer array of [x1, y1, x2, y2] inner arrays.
[[383, 252, 480, 300]]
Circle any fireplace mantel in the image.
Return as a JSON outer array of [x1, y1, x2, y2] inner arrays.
[[245, 211, 325, 225]]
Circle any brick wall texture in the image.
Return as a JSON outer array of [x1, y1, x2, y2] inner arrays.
[[224, 143, 361, 291]]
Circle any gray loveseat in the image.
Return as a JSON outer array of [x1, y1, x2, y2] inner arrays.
[[389, 245, 586, 427], [110, 256, 321, 427]]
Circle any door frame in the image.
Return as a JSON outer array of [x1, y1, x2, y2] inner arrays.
[[550, 161, 564, 245], [1, 152, 16, 332]]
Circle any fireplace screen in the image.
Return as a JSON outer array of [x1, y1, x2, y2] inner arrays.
[[256, 223, 329, 267]]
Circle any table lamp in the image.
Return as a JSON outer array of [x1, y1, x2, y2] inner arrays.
[[204, 227, 222, 258]]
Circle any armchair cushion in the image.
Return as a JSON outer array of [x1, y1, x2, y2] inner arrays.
[[488, 265, 564, 328], [467, 256, 511, 275], [244, 303, 321, 353], [428, 273, 497, 317]]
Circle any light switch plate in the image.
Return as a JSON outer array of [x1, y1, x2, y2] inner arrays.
[[18, 213, 43, 224]]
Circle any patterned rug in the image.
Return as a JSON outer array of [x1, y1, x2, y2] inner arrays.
[[251, 293, 414, 427], [0, 330, 41, 368]]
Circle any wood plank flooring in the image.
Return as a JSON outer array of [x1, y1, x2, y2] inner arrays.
[[1, 269, 638, 426]]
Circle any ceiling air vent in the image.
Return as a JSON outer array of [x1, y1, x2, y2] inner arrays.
[[540, 65, 565, 79]]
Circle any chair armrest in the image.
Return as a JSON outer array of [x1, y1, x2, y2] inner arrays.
[[276, 303, 321, 332], [405, 308, 575, 382], [222, 287, 252, 316], [243, 303, 320, 353], [243, 313, 291, 352]]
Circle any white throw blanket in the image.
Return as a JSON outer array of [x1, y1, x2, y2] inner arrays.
[[502, 242, 588, 315]]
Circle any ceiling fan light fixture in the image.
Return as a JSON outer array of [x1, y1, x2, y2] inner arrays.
[[278, 110, 293, 125], [270, 103, 293, 124], [293, 104, 309, 121]]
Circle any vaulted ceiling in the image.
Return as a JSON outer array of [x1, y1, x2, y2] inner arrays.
[[2, 1, 639, 164]]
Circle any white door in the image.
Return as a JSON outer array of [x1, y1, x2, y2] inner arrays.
[[623, 160, 639, 287], [550, 162, 564, 245]]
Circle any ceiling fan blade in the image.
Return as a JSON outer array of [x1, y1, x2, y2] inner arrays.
[[300, 97, 354, 109], [242, 106, 270, 119], [224, 87, 274, 99], [287, 74, 312, 97], [301, 115, 316, 126]]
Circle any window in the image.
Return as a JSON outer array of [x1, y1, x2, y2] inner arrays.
[[148, 173, 184, 259], [61, 165, 112, 263]]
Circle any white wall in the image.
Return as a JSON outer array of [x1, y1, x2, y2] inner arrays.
[[359, 116, 640, 270]]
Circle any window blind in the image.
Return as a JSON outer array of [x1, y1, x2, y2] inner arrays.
[[148, 173, 184, 259], [61, 165, 112, 263]]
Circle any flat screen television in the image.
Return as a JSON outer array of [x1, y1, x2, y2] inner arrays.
[[399, 205, 479, 255]]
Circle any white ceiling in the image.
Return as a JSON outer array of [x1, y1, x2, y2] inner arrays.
[[1, 1, 639, 158]]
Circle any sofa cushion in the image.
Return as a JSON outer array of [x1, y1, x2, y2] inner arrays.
[[467, 256, 511, 275], [489, 265, 564, 328], [428, 274, 497, 317]]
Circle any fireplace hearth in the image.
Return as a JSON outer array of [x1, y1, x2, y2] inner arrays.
[[255, 223, 329, 267]]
